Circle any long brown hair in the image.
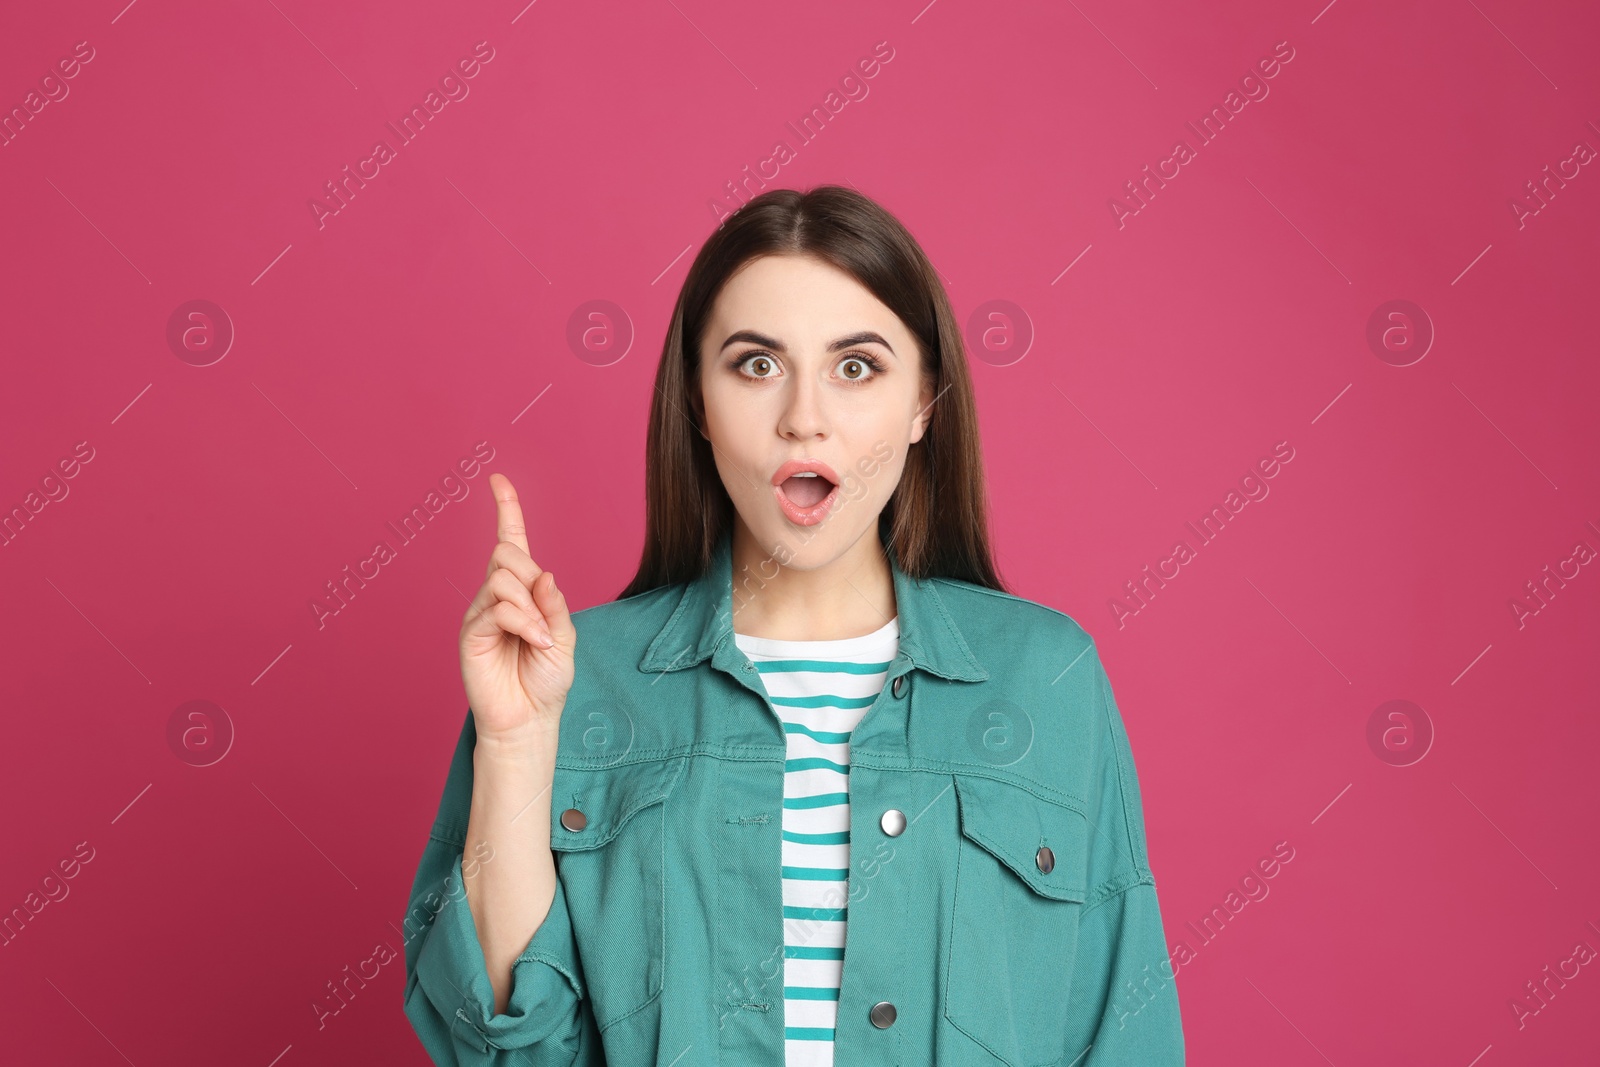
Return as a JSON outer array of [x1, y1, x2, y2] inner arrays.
[[617, 184, 1008, 600]]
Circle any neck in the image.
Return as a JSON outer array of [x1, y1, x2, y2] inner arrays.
[[728, 520, 897, 641]]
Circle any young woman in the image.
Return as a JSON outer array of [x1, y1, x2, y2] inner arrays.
[[403, 186, 1186, 1066]]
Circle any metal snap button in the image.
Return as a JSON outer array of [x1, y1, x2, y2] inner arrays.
[[892, 675, 905, 698], [880, 809, 906, 837], [870, 1001, 897, 1028], [560, 808, 587, 832], [1035, 844, 1055, 874]]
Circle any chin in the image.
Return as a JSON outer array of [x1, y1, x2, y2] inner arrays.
[[772, 522, 865, 571]]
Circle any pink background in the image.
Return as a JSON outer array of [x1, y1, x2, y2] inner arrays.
[[3, 0, 1597, 1064]]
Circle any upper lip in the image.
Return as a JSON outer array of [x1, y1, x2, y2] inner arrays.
[[771, 458, 840, 486]]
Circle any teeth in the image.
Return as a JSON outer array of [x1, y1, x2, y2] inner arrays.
[[792, 472, 819, 477]]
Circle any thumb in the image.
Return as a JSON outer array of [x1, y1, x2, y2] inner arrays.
[[533, 570, 575, 646]]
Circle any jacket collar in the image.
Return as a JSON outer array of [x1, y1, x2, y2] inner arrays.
[[640, 527, 989, 682]]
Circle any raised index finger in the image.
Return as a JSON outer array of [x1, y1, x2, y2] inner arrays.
[[489, 472, 533, 560]]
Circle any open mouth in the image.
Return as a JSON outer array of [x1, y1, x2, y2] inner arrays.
[[778, 471, 834, 508], [771, 460, 841, 526]]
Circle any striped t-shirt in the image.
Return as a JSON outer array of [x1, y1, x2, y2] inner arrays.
[[733, 615, 900, 1067]]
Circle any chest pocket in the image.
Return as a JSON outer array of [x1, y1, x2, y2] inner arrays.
[[548, 755, 687, 1033], [945, 773, 1090, 1067]]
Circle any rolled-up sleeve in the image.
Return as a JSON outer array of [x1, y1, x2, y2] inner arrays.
[[402, 710, 602, 1066], [1064, 648, 1186, 1064]]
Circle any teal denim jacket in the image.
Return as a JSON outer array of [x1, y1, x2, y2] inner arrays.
[[403, 529, 1186, 1066]]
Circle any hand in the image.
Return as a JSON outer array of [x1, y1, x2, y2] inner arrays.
[[458, 473, 576, 744]]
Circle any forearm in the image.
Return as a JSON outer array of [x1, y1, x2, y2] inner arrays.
[[464, 725, 561, 1016]]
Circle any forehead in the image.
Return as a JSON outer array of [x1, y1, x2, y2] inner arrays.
[[708, 254, 903, 339]]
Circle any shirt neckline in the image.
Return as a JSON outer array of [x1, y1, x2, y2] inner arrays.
[[732, 616, 899, 658]]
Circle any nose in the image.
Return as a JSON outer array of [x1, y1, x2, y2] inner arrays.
[[776, 368, 828, 442]]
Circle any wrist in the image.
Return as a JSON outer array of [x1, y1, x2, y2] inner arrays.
[[475, 722, 561, 762]]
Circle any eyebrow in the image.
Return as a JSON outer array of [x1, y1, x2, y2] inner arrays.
[[719, 329, 896, 357]]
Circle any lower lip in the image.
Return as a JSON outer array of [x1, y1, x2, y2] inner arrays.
[[773, 480, 840, 526]]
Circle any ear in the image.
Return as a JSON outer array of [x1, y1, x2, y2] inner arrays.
[[909, 373, 935, 445]]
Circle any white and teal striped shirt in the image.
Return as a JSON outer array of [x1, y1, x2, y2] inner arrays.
[[733, 616, 900, 1067]]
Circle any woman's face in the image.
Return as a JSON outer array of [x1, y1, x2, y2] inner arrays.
[[696, 253, 934, 571]]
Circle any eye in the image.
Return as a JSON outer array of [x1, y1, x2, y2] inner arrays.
[[732, 351, 780, 380], [837, 353, 886, 383]]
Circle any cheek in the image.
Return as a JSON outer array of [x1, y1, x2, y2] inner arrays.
[[701, 388, 752, 450], [711, 447, 761, 499], [840, 447, 905, 506], [703, 433, 769, 504], [703, 378, 776, 433]]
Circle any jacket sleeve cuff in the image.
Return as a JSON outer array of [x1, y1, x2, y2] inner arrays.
[[409, 850, 588, 1058]]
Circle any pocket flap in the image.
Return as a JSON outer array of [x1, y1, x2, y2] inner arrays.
[[549, 756, 687, 850], [953, 774, 1088, 902]]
